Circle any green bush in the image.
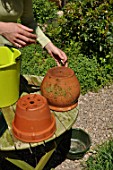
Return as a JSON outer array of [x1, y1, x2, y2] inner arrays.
[[63, 41, 113, 94], [86, 139, 113, 170], [32, 0, 58, 24], [20, 44, 56, 76]]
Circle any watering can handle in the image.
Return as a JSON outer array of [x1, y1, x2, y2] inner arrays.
[[5, 44, 21, 60], [0, 45, 21, 69]]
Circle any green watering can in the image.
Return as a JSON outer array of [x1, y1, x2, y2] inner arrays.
[[0, 46, 21, 107]]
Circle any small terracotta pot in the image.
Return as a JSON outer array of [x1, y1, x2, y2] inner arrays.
[[12, 94, 56, 142], [41, 66, 80, 112]]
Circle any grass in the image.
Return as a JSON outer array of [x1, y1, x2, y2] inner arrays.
[[85, 139, 113, 170]]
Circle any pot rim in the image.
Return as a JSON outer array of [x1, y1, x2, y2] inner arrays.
[[49, 101, 78, 112], [47, 66, 75, 78], [12, 113, 56, 143]]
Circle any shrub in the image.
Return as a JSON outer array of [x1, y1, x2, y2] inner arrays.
[[20, 44, 56, 76], [32, 0, 58, 24]]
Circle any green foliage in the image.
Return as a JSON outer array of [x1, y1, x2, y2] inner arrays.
[[60, 40, 113, 93], [86, 139, 113, 170], [6, 158, 34, 170], [47, 0, 113, 59], [20, 44, 56, 76], [32, 0, 58, 24]]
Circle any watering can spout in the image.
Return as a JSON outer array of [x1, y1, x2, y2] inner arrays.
[[0, 46, 21, 69]]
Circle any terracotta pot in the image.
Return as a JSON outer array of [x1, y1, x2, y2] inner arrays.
[[41, 66, 80, 112], [12, 94, 56, 143]]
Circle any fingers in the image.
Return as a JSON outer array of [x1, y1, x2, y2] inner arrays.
[[45, 43, 68, 67], [18, 25, 37, 42], [19, 29, 37, 39], [53, 49, 68, 67], [59, 50, 68, 66], [18, 24, 34, 32], [17, 24, 36, 39], [49, 50, 68, 67], [14, 24, 37, 47], [13, 36, 36, 48], [60, 59, 68, 67], [14, 43, 22, 48], [16, 34, 36, 43]]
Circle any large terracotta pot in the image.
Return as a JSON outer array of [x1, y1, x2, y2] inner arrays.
[[12, 94, 56, 142], [41, 66, 80, 112]]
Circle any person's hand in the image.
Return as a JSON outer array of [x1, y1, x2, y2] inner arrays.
[[1, 22, 37, 48], [45, 42, 68, 66]]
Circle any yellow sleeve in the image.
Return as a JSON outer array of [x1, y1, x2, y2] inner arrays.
[[36, 27, 51, 48]]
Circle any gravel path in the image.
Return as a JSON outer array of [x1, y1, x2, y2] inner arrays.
[[55, 84, 113, 170]]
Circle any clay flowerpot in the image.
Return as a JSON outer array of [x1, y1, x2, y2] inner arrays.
[[12, 94, 56, 143], [41, 66, 80, 112]]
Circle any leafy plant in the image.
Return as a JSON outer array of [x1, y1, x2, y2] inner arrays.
[[86, 139, 113, 170], [32, 0, 58, 24], [20, 44, 56, 76]]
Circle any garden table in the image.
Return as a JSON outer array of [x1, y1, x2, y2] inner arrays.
[[0, 75, 79, 170]]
